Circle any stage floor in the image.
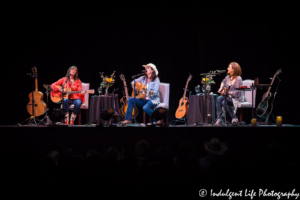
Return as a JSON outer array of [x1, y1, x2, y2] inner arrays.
[[1, 125, 299, 158]]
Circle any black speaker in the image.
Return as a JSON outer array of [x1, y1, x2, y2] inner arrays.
[[100, 108, 114, 121], [151, 107, 167, 120]]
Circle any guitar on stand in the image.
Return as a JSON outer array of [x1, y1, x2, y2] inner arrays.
[[175, 74, 192, 120], [256, 69, 282, 122], [19, 67, 47, 126], [119, 74, 138, 119]]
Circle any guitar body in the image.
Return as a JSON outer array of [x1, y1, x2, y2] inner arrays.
[[131, 82, 146, 100], [256, 92, 273, 118], [50, 85, 94, 103], [27, 91, 47, 116], [175, 97, 189, 119], [119, 74, 139, 119], [120, 103, 138, 119], [50, 85, 68, 103]]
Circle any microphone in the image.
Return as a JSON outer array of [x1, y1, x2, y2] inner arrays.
[[66, 73, 71, 77], [142, 70, 146, 73], [216, 70, 226, 73]]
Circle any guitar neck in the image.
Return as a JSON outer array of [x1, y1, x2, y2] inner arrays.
[[183, 81, 189, 100], [67, 91, 85, 94], [35, 77, 38, 91], [124, 84, 129, 101], [264, 73, 277, 99]]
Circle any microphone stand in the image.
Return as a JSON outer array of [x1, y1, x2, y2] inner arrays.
[[131, 72, 145, 126], [110, 88, 120, 126]]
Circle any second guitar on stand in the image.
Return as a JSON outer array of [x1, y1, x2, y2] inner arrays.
[[175, 74, 192, 119]]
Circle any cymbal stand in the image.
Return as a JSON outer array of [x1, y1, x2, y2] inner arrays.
[[38, 89, 52, 126]]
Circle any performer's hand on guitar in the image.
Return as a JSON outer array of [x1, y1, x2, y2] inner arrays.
[[220, 87, 230, 96], [81, 91, 85, 94], [59, 88, 66, 93]]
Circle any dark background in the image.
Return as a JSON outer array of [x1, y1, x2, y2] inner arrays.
[[2, 2, 298, 125]]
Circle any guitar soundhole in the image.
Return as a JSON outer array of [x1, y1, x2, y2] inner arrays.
[[260, 102, 267, 110]]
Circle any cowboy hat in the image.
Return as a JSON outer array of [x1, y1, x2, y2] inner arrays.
[[143, 63, 158, 76], [203, 137, 228, 155]]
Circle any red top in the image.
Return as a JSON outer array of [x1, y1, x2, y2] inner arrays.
[[51, 77, 85, 102]]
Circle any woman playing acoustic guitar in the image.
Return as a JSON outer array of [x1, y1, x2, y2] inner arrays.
[[121, 63, 161, 125], [215, 62, 243, 125], [51, 66, 85, 125]]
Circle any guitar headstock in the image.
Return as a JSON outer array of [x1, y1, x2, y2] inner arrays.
[[119, 74, 127, 86], [276, 68, 282, 76], [32, 66, 38, 76], [119, 74, 125, 81], [187, 74, 192, 82]]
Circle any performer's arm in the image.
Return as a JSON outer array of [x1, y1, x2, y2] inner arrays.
[[51, 78, 65, 92]]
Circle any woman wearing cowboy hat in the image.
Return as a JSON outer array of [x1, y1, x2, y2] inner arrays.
[[121, 63, 161, 125]]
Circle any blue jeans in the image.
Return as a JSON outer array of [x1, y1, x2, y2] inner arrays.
[[63, 99, 82, 115], [216, 96, 237, 120], [125, 97, 156, 122]]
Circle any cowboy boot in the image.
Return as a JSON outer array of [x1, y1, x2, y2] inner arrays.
[[64, 112, 69, 125], [70, 112, 77, 125]]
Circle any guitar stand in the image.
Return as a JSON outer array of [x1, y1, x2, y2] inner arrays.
[[257, 76, 281, 125], [38, 89, 52, 126], [170, 118, 187, 126], [18, 116, 43, 126]]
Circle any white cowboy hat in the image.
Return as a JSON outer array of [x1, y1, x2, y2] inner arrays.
[[143, 63, 158, 76]]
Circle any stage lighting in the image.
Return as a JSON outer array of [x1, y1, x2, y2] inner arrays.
[[100, 108, 115, 121], [51, 108, 66, 124], [151, 107, 167, 120]]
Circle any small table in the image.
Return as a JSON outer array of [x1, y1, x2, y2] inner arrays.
[[89, 95, 121, 125], [187, 94, 217, 125]]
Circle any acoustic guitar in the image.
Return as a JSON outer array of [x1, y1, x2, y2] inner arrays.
[[119, 74, 138, 119], [131, 82, 154, 100], [50, 85, 94, 103], [256, 69, 282, 119], [27, 67, 47, 116], [175, 74, 192, 119]]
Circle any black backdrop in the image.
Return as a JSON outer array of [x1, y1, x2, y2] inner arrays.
[[2, 2, 298, 125]]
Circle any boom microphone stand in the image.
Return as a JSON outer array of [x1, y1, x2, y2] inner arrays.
[[110, 88, 121, 125], [131, 72, 145, 126], [197, 71, 222, 125]]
